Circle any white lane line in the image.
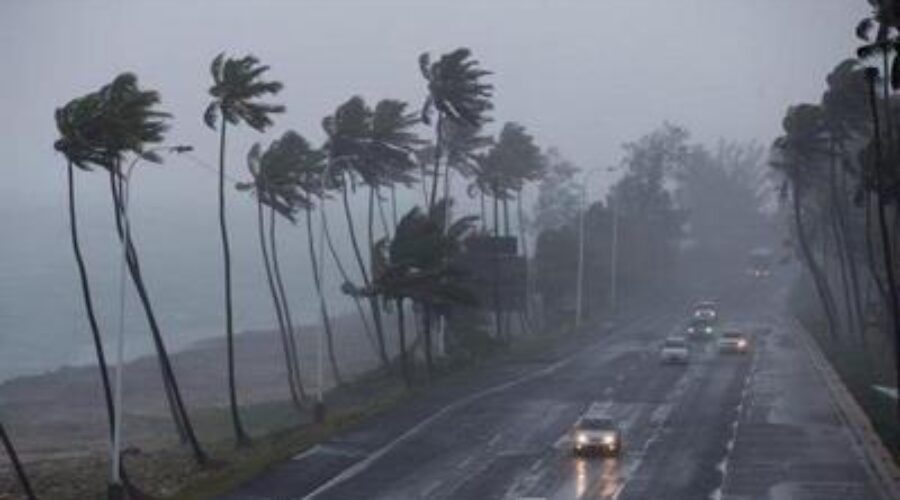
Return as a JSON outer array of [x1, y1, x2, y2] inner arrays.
[[304, 358, 573, 498]]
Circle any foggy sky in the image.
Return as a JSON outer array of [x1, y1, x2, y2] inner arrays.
[[0, 0, 867, 202]]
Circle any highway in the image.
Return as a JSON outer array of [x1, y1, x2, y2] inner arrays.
[[222, 282, 893, 500]]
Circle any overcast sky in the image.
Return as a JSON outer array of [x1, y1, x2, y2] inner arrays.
[[0, 0, 868, 203]]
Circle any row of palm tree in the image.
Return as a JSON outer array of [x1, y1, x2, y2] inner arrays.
[[772, 13, 900, 421], [38, 45, 552, 498]]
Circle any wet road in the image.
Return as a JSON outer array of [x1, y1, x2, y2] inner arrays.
[[222, 284, 892, 500]]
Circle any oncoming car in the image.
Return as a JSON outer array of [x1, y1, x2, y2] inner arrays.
[[572, 416, 622, 457], [686, 317, 715, 339], [692, 301, 718, 322], [659, 336, 690, 364], [718, 330, 749, 354]]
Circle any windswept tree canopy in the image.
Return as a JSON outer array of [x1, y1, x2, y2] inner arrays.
[[240, 131, 326, 221], [323, 96, 422, 188], [204, 53, 285, 131], [419, 48, 493, 127], [476, 122, 544, 199], [54, 73, 170, 172]]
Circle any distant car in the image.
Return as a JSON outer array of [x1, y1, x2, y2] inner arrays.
[[692, 301, 718, 322], [686, 318, 715, 339], [659, 336, 690, 364], [718, 330, 749, 354], [572, 416, 622, 457]]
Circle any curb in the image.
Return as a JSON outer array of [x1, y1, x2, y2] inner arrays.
[[791, 318, 900, 500]]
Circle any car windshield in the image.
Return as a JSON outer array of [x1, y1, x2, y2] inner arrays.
[[723, 331, 743, 339], [578, 418, 615, 431], [664, 338, 687, 348]]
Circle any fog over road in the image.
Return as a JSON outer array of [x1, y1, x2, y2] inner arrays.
[[222, 281, 890, 500]]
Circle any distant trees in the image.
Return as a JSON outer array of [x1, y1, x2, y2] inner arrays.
[[205, 53, 285, 446]]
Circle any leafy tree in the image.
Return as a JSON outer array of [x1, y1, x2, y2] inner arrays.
[[419, 48, 493, 210], [205, 53, 285, 445]]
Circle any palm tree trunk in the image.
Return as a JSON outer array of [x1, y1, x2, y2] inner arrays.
[[396, 299, 411, 387], [108, 172, 206, 464], [376, 187, 392, 241], [321, 206, 379, 356], [517, 192, 531, 319], [792, 182, 840, 340], [342, 180, 390, 367], [503, 197, 510, 236], [480, 190, 487, 231], [269, 209, 306, 401], [429, 114, 444, 212], [67, 162, 115, 441], [390, 184, 399, 230], [256, 199, 303, 408], [423, 304, 434, 379], [306, 209, 343, 385], [217, 121, 250, 446], [0, 422, 35, 500], [865, 73, 900, 418], [492, 188, 503, 341]]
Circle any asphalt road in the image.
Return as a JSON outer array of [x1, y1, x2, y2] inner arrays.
[[222, 282, 891, 500]]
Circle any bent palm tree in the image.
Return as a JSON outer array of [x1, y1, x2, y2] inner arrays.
[[59, 73, 207, 465], [0, 422, 35, 500], [241, 141, 305, 407], [205, 53, 285, 445], [419, 48, 493, 211], [372, 201, 479, 381]]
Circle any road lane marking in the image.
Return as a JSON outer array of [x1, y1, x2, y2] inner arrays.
[[304, 358, 573, 498]]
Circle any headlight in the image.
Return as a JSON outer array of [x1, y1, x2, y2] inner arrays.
[[738, 339, 747, 348], [576, 433, 588, 444], [601, 434, 616, 445], [687, 327, 695, 333], [705, 327, 713, 333]]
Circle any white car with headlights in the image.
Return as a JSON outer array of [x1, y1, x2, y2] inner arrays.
[[718, 330, 749, 354], [659, 336, 690, 364], [686, 318, 715, 339], [692, 301, 718, 322], [572, 416, 622, 457]]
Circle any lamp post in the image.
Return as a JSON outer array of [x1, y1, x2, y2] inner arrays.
[[110, 145, 191, 495], [574, 166, 620, 329]]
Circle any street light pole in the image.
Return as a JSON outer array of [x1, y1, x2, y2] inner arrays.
[[110, 146, 191, 495], [609, 190, 619, 317], [575, 185, 587, 328]]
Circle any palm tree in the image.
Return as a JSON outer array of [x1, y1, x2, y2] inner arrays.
[[772, 104, 842, 340], [372, 201, 479, 382], [419, 48, 493, 211], [54, 95, 117, 445], [58, 73, 208, 465], [204, 53, 285, 445], [0, 422, 35, 500], [474, 123, 543, 340], [241, 140, 306, 408], [322, 96, 422, 370], [863, 67, 900, 415]]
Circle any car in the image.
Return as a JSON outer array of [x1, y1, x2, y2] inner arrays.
[[692, 301, 718, 322], [718, 330, 749, 354], [659, 336, 690, 364], [686, 317, 715, 339], [572, 416, 622, 457]]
